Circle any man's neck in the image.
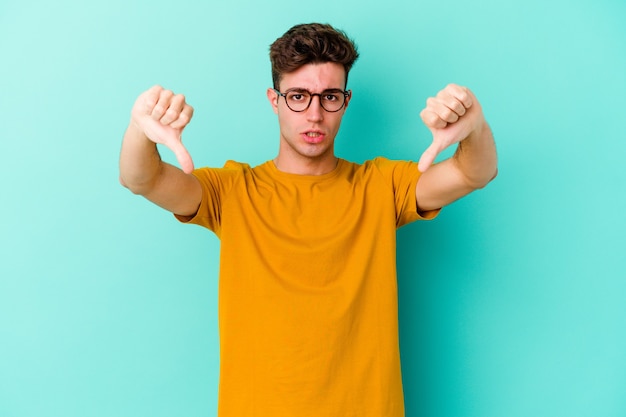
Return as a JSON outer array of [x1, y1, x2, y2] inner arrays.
[[273, 154, 339, 176]]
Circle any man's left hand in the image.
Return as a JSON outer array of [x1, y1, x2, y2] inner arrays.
[[418, 84, 485, 172]]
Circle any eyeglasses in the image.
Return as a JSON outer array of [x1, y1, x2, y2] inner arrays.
[[274, 88, 350, 112]]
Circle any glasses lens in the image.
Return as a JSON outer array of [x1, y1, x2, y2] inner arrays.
[[321, 92, 345, 112], [286, 91, 311, 112]]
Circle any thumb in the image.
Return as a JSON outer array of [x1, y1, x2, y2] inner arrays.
[[141, 119, 195, 174], [166, 137, 195, 174], [418, 141, 441, 172]]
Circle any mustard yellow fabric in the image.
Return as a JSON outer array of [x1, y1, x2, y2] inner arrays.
[[178, 157, 438, 417]]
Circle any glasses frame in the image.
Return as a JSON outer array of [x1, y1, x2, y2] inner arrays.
[[274, 88, 351, 113]]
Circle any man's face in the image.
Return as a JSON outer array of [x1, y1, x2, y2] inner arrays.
[[267, 62, 350, 167]]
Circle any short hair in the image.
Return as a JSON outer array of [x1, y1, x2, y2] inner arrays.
[[269, 23, 359, 89]]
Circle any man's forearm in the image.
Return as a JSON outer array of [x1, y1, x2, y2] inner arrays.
[[119, 122, 163, 195], [453, 120, 498, 189]]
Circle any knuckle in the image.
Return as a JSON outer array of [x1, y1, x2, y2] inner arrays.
[[422, 111, 442, 127], [441, 107, 455, 120], [453, 101, 466, 114], [144, 97, 157, 111], [152, 105, 165, 118], [420, 109, 433, 122], [164, 108, 178, 119], [146, 85, 163, 98], [177, 112, 190, 124], [158, 91, 174, 106]]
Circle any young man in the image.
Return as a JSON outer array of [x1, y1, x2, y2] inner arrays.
[[120, 23, 496, 417]]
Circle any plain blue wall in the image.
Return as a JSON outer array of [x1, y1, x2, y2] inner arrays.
[[1, 0, 625, 416]]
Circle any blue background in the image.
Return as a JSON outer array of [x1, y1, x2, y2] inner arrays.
[[1, 0, 625, 416]]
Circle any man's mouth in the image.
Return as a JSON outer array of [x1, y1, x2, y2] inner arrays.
[[302, 130, 325, 143]]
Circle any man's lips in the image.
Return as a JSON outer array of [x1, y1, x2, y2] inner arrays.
[[301, 130, 325, 144]]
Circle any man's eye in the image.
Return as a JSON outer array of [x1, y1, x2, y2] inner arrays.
[[323, 94, 340, 102], [289, 94, 306, 101]]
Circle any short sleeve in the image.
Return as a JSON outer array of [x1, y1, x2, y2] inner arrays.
[[371, 157, 440, 227], [174, 161, 245, 236]]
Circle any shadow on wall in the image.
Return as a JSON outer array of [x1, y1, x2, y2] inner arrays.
[[396, 199, 487, 415]]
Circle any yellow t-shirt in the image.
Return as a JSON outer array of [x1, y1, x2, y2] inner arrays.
[[179, 157, 438, 417]]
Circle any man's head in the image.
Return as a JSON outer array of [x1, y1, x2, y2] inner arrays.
[[269, 23, 359, 90]]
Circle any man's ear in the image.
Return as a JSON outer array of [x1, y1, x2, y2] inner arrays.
[[343, 90, 352, 111], [266, 88, 279, 114]]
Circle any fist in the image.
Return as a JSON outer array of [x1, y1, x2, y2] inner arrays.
[[418, 84, 483, 172], [131, 85, 195, 174]]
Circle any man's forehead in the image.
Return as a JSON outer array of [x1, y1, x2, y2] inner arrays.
[[279, 62, 346, 90]]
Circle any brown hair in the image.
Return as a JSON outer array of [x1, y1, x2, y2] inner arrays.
[[269, 23, 359, 89]]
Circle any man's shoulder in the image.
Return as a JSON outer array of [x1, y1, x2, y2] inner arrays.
[[344, 157, 418, 174], [192, 160, 252, 172], [191, 160, 258, 191], [193, 160, 262, 177], [223, 160, 254, 171]]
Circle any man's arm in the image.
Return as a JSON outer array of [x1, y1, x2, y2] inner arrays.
[[119, 85, 202, 216], [415, 84, 497, 212]]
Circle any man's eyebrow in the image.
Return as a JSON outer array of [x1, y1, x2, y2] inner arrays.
[[284, 87, 310, 93], [284, 87, 344, 93]]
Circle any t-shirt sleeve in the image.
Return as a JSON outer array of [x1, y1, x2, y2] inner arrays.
[[372, 157, 440, 228], [174, 161, 243, 236]]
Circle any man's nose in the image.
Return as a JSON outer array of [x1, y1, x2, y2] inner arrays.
[[306, 94, 324, 121]]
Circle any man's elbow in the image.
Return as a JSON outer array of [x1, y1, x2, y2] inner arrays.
[[464, 166, 498, 190], [119, 174, 153, 196]]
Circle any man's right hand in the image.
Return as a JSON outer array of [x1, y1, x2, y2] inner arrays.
[[131, 85, 195, 174]]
